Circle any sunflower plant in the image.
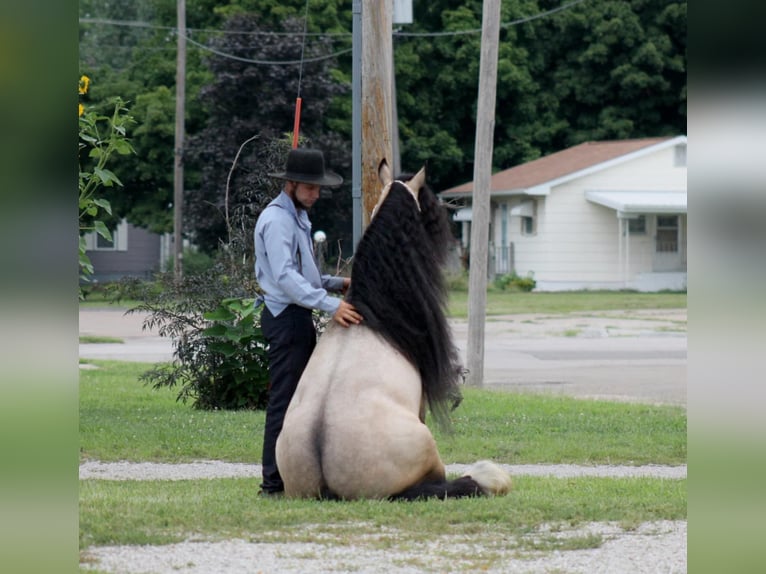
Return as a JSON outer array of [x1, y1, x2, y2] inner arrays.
[[78, 75, 135, 296]]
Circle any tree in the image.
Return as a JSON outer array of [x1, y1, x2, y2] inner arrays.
[[78, 0, 686, 251], [393, 0, 686, 189], [185, 11, 351, 255]]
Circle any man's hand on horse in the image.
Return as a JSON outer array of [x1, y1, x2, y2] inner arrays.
[[333, 300, 362, 327]]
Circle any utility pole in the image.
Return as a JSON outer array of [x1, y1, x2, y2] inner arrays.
[[360, 0, 394, 227], [351, 0, 362, 249], [173, 0, 186, 279], [466, 0, 501, 387]]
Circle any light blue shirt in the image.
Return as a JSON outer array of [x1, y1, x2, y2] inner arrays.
[[254, 191, 345, 317]]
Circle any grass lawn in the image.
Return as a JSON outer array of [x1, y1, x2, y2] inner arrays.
[[79, 336, 124, 344], [79, 361, 686, 466], [447, 290, 686, 318], [79, 288, 686, 317], [80, 476, 686, 550], [79, 311, 686, 560]]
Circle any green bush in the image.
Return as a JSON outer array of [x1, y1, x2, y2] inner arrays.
[[445, 270, 469, 291], [493, 271, 536, 292], [182, 248, 215, 276], [199, 297, 270, 409], [119, 257, 270, 410]]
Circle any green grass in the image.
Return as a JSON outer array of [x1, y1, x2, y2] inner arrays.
[[79, 335, 124, 344], [79, 298, 143, 309], [79, 286, 143, 309], [80, 361, 262, 463], [79, 360, 687, 563], [78, 288, 686, 316], [80, 361, 686, 465], [447, 290, 686, 318], [79, 476, 686, 550]]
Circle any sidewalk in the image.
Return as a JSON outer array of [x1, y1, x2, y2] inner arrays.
[[79, 307, 687, 406]]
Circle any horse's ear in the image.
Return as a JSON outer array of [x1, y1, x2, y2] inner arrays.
[[378, 158, 392, 186], [409, 166, 426, 194]]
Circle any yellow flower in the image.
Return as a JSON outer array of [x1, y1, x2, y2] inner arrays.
[[79, 75, 90, 95], [79, 103, 84, 117]]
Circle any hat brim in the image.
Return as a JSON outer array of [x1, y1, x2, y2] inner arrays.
[[269, 170, 343, 187]]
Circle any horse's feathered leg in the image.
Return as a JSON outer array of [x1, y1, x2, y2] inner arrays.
[[388, 476, 483, 501], [389, 460, 512, 501]]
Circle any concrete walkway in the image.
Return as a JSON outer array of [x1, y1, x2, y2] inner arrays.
[[79, 307, 686, 407]]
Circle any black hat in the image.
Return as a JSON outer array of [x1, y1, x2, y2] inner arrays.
[[269, 148, 343, 187]]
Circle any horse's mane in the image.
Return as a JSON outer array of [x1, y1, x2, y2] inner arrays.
[[347, 174, 461, 424]]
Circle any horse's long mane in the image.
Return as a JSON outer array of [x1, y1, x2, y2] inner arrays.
[[347, 174, 461, 424]]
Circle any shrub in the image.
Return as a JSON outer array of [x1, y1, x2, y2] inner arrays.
[[445, 270, 469, 291], [512, 273, 537, 292], [493, 271, 536, 292], [177, 296, 269, 410], [182, 248, 215, 276], [119, 257, 270, 410]]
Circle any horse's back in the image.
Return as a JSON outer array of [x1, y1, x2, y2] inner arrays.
[[276, 323, 445, 499]]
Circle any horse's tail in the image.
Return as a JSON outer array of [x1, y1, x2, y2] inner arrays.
[[389, 460, 512, 501]]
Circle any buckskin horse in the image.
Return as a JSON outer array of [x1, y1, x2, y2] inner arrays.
[[275, 160, 512, 500]]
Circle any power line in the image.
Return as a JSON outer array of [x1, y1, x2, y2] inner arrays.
[[394, 0, 587, 37], [79, 17, 349, 37], [79, 17, 173, 30], [296, 0, 311, 97], [78, 1, 587, 41], [184, 35, 352, 66]]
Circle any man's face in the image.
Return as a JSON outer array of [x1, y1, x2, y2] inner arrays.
[[288, 181, 321, 210]]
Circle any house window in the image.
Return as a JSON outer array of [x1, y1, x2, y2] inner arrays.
[[96, 232, 116, 250], [627, 215, 646, 234], [674, 145, 687, 167], [85, 219, 129, 252], [656, 215, 679, 253], [521, 216, 535, 236]]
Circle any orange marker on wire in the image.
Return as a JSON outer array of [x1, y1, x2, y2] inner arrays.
[[292, 97, 302, 148]]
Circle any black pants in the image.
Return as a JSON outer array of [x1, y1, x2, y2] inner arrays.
[[259, 304, 316, 493]]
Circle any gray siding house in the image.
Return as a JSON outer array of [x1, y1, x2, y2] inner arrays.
[[83, 219, 172, 282]]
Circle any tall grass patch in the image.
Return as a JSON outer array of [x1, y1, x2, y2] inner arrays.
[[435, 389, 686, 465], [80, 361, 686, 466]]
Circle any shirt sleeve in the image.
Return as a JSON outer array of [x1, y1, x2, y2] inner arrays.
[[322, 275, 346, 292], [260, 215, 341, 315]]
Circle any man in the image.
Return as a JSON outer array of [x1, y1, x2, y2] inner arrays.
[[254, 148, 362, 497]]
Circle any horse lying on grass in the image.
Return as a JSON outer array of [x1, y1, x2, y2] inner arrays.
[[275, 160, 512, 500]]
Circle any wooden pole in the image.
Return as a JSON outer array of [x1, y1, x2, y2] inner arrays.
[[351, 0, 362, 249], [466, 0, 502, 387], [173, 0, 186, 279], [361, 0, 394, 225]]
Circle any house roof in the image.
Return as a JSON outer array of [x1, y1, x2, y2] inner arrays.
[[440, 137, 683, 197], [585, 190, 687, 215]]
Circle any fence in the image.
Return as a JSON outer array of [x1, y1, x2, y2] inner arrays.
[[490, 244, 514, 277]]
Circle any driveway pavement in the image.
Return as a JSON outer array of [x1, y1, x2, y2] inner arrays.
[[79, 307, 686, 407]]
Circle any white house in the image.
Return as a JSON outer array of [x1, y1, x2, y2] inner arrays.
[[439, 136, 687, 292]]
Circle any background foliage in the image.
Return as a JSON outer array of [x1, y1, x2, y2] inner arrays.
[[119, 254, 270, 410], [79, 0, 686, 259]]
